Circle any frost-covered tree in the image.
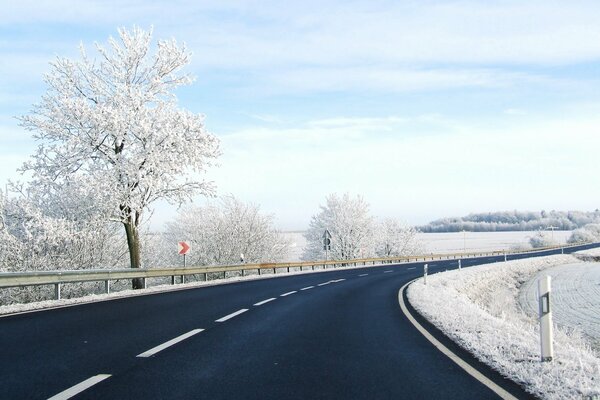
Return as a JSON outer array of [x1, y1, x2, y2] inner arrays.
[[18, 27, 220, 288], [375, 218, 422, 257], [302, 193, 374, 261], [165, 195, 290, 266]]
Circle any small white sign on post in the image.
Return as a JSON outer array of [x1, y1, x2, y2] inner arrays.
[[538, 275, 554, 362]]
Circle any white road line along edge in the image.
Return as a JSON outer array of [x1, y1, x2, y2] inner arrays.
[[137, 329, 204, 358], [398, 280, 517, 400], [47, 374, 112, 400], [216, 308, 249, 322]]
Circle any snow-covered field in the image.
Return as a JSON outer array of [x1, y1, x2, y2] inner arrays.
[[407, 255, 600, 399], [519, 262, 600, 350], [282, 230, 572, 261]]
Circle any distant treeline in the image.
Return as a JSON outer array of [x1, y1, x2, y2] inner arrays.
[[419, 210, 600, 232]]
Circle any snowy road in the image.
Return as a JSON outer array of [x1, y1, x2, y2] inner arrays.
[[519, 262, 600, 348]]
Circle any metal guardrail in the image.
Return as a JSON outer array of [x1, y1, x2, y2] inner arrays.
[[0, 242, 594, 301]]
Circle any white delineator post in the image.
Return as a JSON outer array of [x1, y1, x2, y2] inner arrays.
[[538, 275, 554, 362], [423, 264, 428, 285], [458, 259, 461, 270]]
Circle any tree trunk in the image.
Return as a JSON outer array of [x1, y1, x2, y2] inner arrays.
[[124, 219, 144, 289]]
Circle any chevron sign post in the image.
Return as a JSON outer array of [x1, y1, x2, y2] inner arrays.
[[178, 241, 190, 283]]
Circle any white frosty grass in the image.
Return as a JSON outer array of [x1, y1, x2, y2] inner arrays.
[[575, 247, 600, 257], [0, 262, 388, 316], [519, 262, 600, 350], [407, 255, 600, 399]]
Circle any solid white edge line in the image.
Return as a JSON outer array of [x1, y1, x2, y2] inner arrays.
[[254, 298, 276, 306], [137, 329, 204, 358], [300, 286, 314, 290], [280, 291, 297, 297], [216, 308, 249, 322], [47, 374, 112, 400], [398, 280, 517, 400]]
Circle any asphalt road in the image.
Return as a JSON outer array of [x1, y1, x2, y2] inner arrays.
[[1, 243, 597, 400]]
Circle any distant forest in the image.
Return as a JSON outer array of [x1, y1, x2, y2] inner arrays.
[[419, 210, 600, 232]]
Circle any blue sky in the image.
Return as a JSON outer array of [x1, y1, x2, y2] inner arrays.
[[2, 1, 600, 230]]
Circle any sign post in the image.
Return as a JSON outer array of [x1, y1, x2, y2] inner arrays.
[[323, 229, 332, 262], [178, 241, 190, 284], [538, 275, 554, 362]]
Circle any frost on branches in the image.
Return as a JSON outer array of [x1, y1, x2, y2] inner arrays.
[[302, 193, 421, 262], [165, 195, 290, 267], [18, 27, 220, 289]]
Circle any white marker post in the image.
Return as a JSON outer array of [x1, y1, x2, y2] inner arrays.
[[423, 264, 428, 285], [538, 275, 554, 362], [504, 251, 507, 262], [458, 259, 461, 270]]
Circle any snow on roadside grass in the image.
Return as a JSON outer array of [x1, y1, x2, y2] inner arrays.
[[575, 247, 600, 257], [407, 255, 600, 399]]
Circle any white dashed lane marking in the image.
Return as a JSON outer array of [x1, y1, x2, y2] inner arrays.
[[358, 273, 368, 277], [280, 291, 297, 297], [300, 286, 314, 290], [48, 374, 112, 400], [137, 329, 204, 358], [216, 309, 248, 322], [408, 267, 416, 270], [384, 270, 393, 273], [254, 298, 276, 306], [318, 281, 331, 286]]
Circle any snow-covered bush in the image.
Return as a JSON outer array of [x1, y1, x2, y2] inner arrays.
[[302, 193, 375, 261], [375, 218, 423, 257], [568, 223, 600, 244], [529, 231, 557, 248], [165, 195, 290, 267]]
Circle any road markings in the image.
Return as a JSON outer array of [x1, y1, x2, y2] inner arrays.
[[407, 267, 416, 270], [384, 270, 393, 273], [358, 273, 368, 277], [48, 374, 112, 400], [332, 278, 346, 282], [280, 291, 297, 297], [216, 309, 248, 322], [398, 281, 517, 400], [300, 286, 314, 290], [317, 281, 331, 286], [137, 329, 204, 358], [254, 298, 276, 306]]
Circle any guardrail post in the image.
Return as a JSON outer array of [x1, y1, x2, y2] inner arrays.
[[143, 278, 147, 289], [105, 280, 110, 294], [171, 276, 175, 285], [423, 264, 428, 285], [539, 275, 554, 362], [181, 275, 185, 284], [259, 268, 262, 275], [54, 283, 61, 300]]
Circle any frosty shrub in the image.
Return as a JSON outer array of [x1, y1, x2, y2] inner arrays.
[[568, 223, 600, 244], [302, 193, 422, 262], [165, 195, 290, 267], [529, 231, 557, 248]]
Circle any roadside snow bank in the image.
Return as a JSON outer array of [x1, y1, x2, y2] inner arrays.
[[407, 255, 600, 399]]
